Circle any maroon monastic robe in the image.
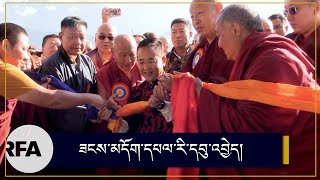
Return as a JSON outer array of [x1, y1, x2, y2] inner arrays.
[[198, 32, 318, 178], [182, 37, 233, 82], [95, 59, 143, 133], [95, 59, 143, 178], [87, 48, 113, 71], [295, 26, 320, 78]]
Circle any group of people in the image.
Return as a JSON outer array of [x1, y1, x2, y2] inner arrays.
[[1, 0, 320, 179]]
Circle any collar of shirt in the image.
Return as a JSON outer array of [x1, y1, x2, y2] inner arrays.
[[172, 45, 192, 60]]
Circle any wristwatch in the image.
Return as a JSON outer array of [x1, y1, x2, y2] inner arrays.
[[157, 102, 166, 110]]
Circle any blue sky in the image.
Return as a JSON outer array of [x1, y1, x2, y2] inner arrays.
[[0, 0, 288, 50]]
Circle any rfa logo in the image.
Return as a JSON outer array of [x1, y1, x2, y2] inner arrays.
[[7, 141, 41, 157], [6, 125, 53, 173]]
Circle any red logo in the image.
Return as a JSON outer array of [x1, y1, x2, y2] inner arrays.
[[111, 83, 130, 105]]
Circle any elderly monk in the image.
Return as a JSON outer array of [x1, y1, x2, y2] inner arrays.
[[94, 34, 143, 178], [284, 0, 320, 77], [182, 0, 233, 82], [155, 4, 318, 179], [87, 23, 117, 71], [195, 4, 317, 177], [95, 34, 143, 105], [95, 34, 143, 132]]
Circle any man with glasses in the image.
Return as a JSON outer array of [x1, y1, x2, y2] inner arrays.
[[284, 0, 320, 77], [268, 13, 289, 36], [40, 16, 96, 94], [0, 22, 106, 177], [87, 23, 116, 71], [39, 16, 97, 132]]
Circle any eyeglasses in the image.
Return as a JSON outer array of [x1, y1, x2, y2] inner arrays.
[[283, 6, 297, 17], [98, 35, 114, 41]]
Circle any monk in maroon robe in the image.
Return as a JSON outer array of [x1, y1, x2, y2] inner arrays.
[[284, 0, 320, 77], [87, 23, 116, 71], [95, 34, 143, 178], [95, 34, 143, 132], [196, 5, 318, 178], [182, 0, 233, 82]]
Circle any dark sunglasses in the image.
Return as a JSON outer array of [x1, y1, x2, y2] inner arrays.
[[98, 35, 114, 41], [283, 6, 297, 17]]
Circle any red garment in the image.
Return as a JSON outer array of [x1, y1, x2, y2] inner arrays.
[[95, 60, 143, 178], [182, 37, 233, 82], [95, 59, 142, 133], [86, 48, 113, 71], [198, 32, 317, 178], [128, 80, 173, 133], [95, 59, 143, 107], [295, 26, 320, 78], [0, 97, 16, 167], [11, 102, 48, 131], [167, 73, 199, 179]]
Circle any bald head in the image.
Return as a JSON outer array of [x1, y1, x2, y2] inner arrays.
[[95, 23, 117, 53], [96, 22, 117, 35], [217, 4, 263, 33], [216, 5, 263, 61], [261, 18, 273, 33], [190, 0, 218, 14], [190, 0, 222, 43], [114, 34, 137, 50], [113, 34, 137, 72]]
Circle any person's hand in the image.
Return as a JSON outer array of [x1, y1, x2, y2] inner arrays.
[[159, 73, 173, 92], [102, 7, 110, 23], [153, 83, 170, 101], [102, 7, 117, 23], [105, 93, 121, 111], [40, 78, 54, 90], [98, 107, 113, 122], [89, 94, 106, 110], [148, 95, 163, 108]]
